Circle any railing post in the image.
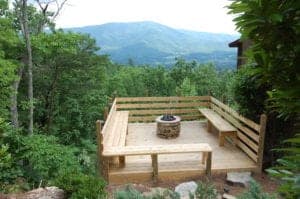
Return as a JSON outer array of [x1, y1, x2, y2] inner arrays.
[[151, 154, 158, 183], [257, 114, 267, 172], [206, 152, 212, 177], [96, 120, 104, 177], [103, 107, 109, 121]]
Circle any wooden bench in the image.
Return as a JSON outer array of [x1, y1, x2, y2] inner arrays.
[[199, 108, 237, 146], [103, 111, 129, 165], [103, 143, 212, 182]]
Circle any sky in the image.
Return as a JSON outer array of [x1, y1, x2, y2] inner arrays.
[[53, 0, 238, 34]]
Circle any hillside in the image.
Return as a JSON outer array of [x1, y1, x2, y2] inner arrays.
[[67, 21, 239, 68]]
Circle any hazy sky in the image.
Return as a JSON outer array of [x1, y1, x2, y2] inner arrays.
[[54, 0, 238, 34]]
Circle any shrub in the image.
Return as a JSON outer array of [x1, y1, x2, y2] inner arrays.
[[54, 170, 107, 199], [266, 134, 300, 199], [194, 180, 217, 199], [231, 66, 268, 121], [237, 180, 276, 199], [151, 189, 180, 199], [22, 134, 81, 184], [0, 118, 24, 192], [0, 145, 23, 192], [114, 185, 145, 199]]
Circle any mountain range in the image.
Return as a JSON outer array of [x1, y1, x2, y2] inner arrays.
[[67, 21, 239, 69]]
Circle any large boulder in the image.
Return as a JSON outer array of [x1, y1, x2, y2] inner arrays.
[[226, 172, 252, 187], [175, 181, 197, 199]]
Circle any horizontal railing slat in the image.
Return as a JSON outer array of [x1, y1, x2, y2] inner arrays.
[[116, 96, 211, 102], [237, 131, 258, 153], [129, 109, 199, 115], [117, 102, 209, 109], [237, 140, 258, 162], [211, 104, 259, 143], [211, 97, 261, 132]]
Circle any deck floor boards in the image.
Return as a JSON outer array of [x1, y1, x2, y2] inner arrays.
[[109, 121, 257, 184]]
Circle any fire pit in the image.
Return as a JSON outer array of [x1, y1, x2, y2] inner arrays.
[[156, 115, 181, 139]]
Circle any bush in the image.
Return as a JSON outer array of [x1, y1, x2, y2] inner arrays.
[[231, 66, 268, 121], [0, 118, 24, 192], [237, 180, 276, 199], [194, 180, 217, 199], [0, 145, 23, 191], [22, 134, 81, 184], [114, 185, 145, 199], [114, 185, 180, 199], [266, 134, 300, 199], [54, 170, 107, 199]]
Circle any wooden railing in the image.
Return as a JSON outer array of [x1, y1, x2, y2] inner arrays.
[[97, 96, 267, 182], [210, 97, 267, 171], [115, 96, 210, 122]]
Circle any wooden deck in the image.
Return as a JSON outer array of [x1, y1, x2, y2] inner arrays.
[[109, 121, 257, 184]]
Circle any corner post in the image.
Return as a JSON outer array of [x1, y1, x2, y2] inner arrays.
[[257, 114, 267, 172], [96, 120, 104, 176], [103, 107, 109, 121]]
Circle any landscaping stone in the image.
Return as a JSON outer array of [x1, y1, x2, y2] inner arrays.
[[6, 187, 65, 199], [226, 172, 252, 187], [222, 193, 236, 199], [175, 181, 197, 199]]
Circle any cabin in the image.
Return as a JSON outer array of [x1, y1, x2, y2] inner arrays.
[[96, 96, 266, 184], [229, 39, 252, 69]]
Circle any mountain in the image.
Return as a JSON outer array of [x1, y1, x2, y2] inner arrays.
[[67, 21, 239, 68]]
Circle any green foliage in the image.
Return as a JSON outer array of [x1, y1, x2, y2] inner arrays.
[[0, 145, 22, 185], [54, 170, 107, 199], [0, 0, 19, 118], [266, 134, 300, 199], [193, 180, 217, 199], [150, 189, 180, 199], [176, 77, 197, 96], [231, 66, 268, 121], [228, 0, 300, 118], [228, 0, 300, 197], [114, 185, 145, 199], [21, 134, 81, 184], [0, 118, 23, 189], [237, 180, 276, 199], [114, 185, 180, 199]]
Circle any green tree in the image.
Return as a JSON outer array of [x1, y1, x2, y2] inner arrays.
[[176, 77, 197, 96], [228, 1, 300, 197]]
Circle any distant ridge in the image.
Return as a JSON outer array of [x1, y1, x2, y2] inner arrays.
[[67, 21, 239, 68]]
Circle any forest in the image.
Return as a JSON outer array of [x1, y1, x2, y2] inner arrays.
[[0, 0, 299, 199]]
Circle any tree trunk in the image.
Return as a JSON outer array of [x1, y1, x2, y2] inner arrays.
[[20, 0, 34, 134], [10, 66, 24, 128]]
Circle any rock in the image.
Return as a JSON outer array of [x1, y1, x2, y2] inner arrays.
[[175, 181, 197, 199], [223, 187, 230, 193], [222, 193, 236, 199], [7, 187, 65, 199], [226, 172, 252, 187]]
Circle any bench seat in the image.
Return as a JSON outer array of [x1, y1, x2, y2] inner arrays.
[[103, 143, 212, 181], [199, 108, 237, 146], [102, 111, 129, 167], [104, 111, 129, 148]]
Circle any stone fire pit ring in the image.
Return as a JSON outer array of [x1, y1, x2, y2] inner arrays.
[[156, 115, 181, 139]]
